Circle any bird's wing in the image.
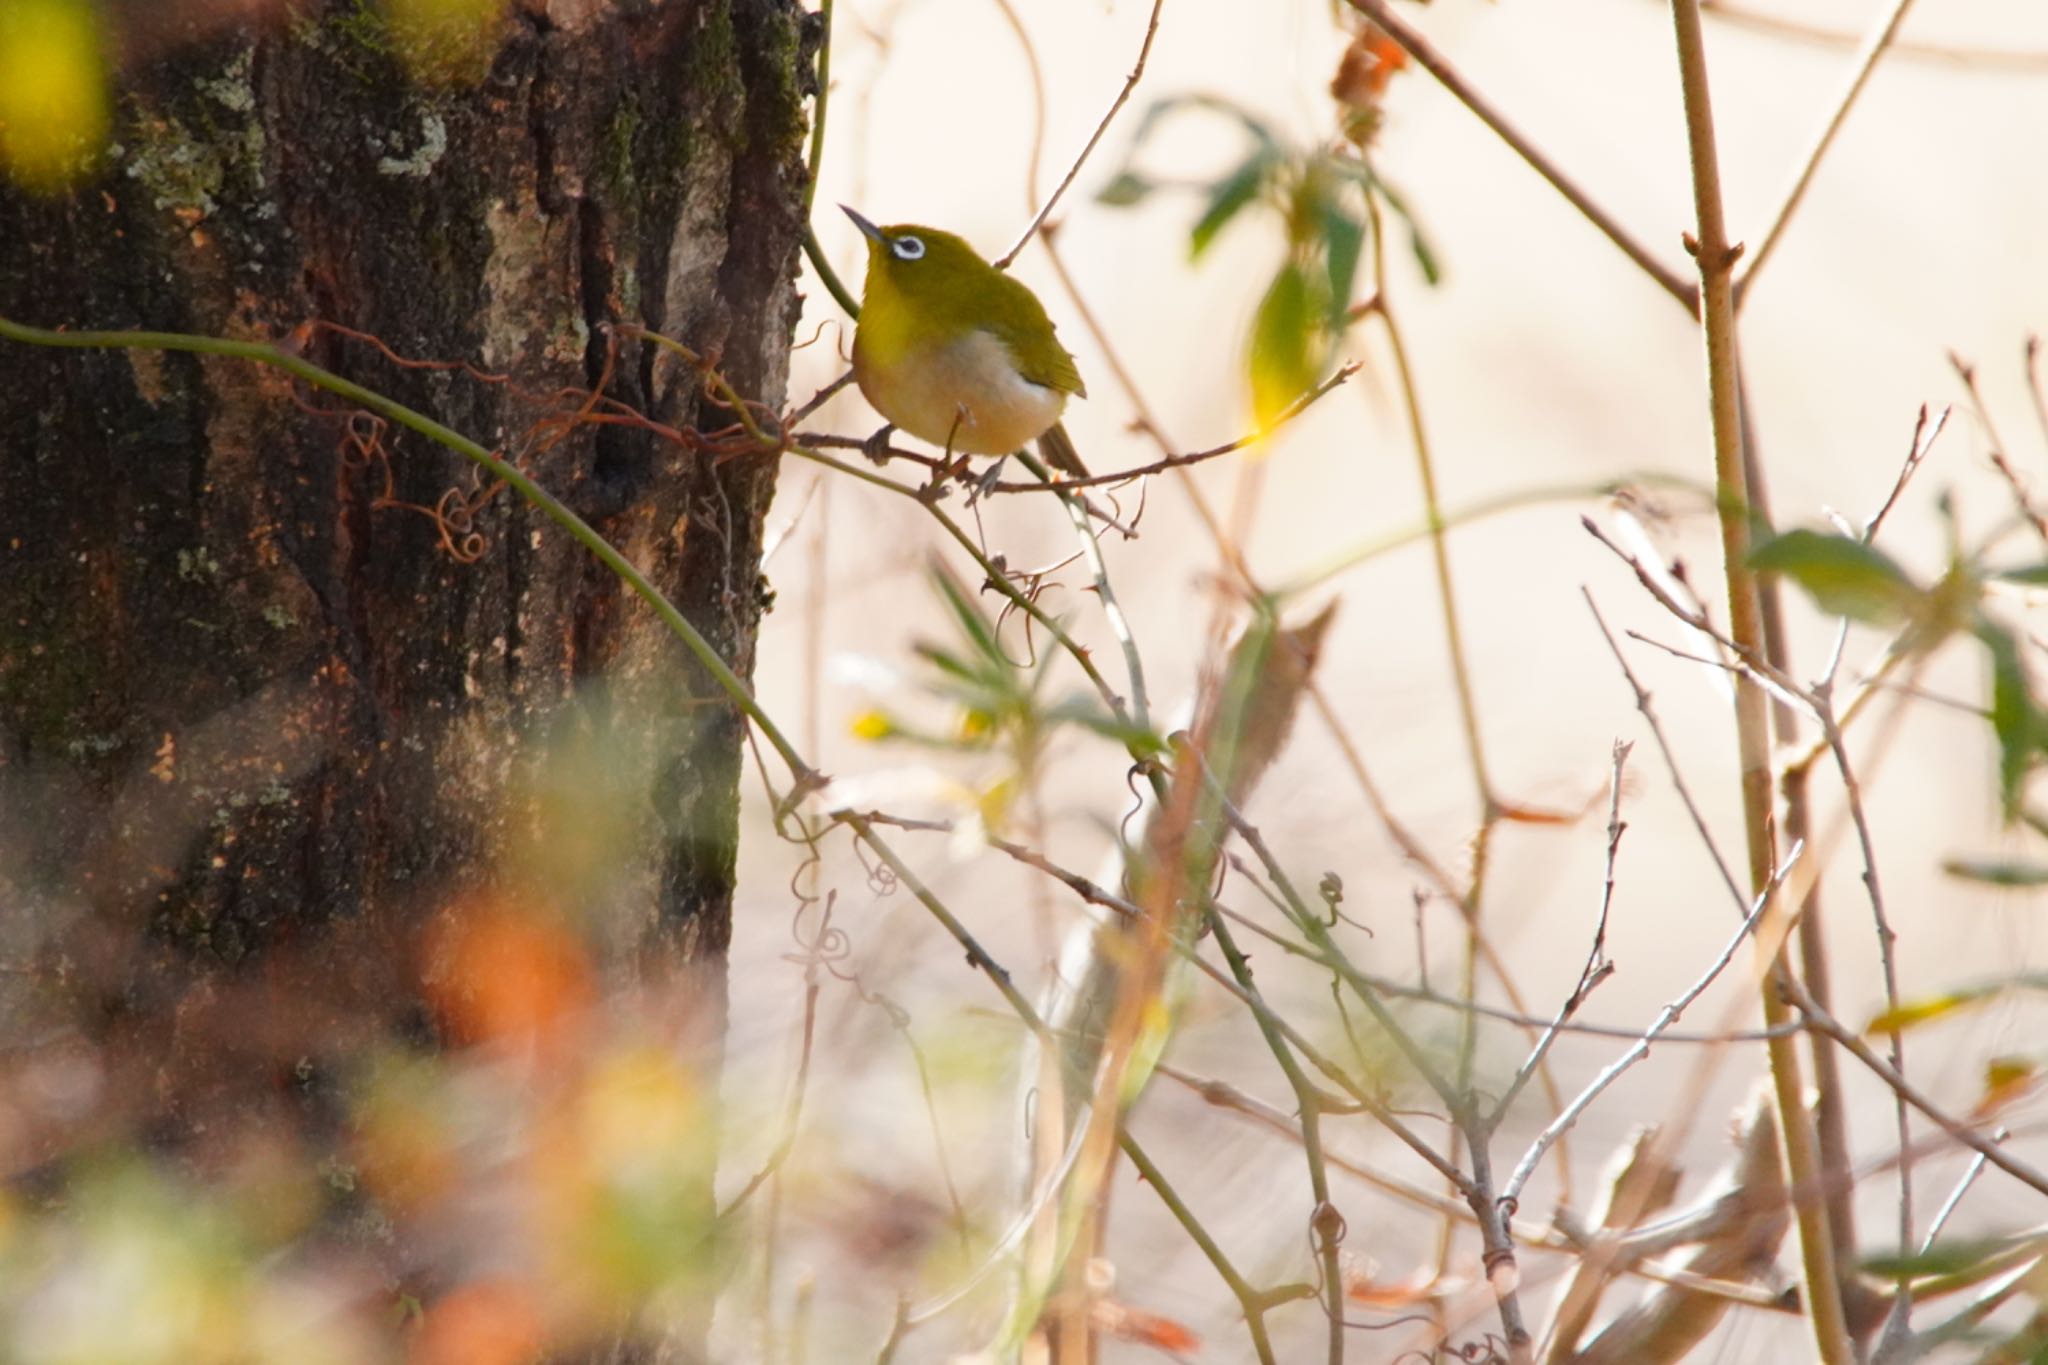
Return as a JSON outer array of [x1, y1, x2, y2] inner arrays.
[[988, 277, 1088, 398]]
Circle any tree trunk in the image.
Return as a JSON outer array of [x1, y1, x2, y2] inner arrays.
[[0, 0, 807, 1355]]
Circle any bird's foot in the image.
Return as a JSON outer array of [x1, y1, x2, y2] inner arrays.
[[968, 456, 1008, 503], [860, 423, 896, 463]]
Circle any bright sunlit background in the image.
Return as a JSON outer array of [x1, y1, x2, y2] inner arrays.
[[733, 0, 2048, 1355]]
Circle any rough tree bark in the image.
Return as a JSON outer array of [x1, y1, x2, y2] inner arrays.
[[0, 0, 807, 1355]]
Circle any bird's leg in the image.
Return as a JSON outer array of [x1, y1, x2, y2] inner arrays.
[[860, 422, 896, 463], [941, 408, 975, 484], [971, 457, 1009, 503]]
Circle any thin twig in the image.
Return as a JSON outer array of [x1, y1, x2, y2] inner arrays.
[[779, 441, 1136, 724], [1339, 0, 1697, 311], [1119, 1132, 1288, 1365], [1487, 743, 1630, 1127], [978, 363, 1360, 492], [1784, 983, 2048, 1201], [786, 368, 855, 428], [1920, 1138, 2001, 1254], [1583, 592, 1746, 911], [1700, 0, 2048, 70], [1040, 450, 1152, 730], [1736, 0, 1922, 302], [1868, 403, 1949, 543], [1216, 899, 1796, 1045], [1204, 912, 1347, 1363], [1201, 769, 1533, 1352], [995, 0, 1169, 269], [1498, 841, 1798, 1209], [2027, 336, 2048, 451], [1816, 667, 1914, 1276], [1582, 517, 1811, 711]]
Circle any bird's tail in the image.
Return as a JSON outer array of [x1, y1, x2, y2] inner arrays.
[[1035, 421, 1089, 479]]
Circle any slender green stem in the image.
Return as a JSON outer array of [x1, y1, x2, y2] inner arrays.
[[0, 316, 816, 785], [1366, 186, 1496, 1111], [1662, 4, 1856, 1359], [803, 0, 833, 211], [1207, 914, 1343, 1363], [1273, 472, 1711, 599], [801, 226, 862, 329], [1118, 1131, 1284, 1365], [1027, 448, 1152, 734], [1736, 0, 1920, 304]]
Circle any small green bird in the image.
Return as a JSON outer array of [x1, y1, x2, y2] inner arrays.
[[842, 206, 1090, 478]]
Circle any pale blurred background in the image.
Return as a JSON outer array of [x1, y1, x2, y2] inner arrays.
[[724, 0, 2048, 1357]]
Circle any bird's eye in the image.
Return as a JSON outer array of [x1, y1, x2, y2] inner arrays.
[[890, 235, 925, 261]]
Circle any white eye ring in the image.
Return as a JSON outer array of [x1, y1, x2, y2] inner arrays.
[[891, 235, 925, 261]]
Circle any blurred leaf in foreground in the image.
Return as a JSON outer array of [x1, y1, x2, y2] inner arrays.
[[1865, 975, 2048, 1035], [0, 0, 108, 192], [1860, 1236, 2038, 1282], [383, 0, 507, 84], [1097, 87, 1437, 436], [1249, 261, 1327, 433], [1975, 619, 2046, 821], [1748, 529, 1920, 626], [1942, 854, 2048, 887]]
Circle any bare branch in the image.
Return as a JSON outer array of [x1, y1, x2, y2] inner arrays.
[[995, 0, 1169, 269], [1737, 0, 1923, 302], [1339, 0, 1697, 312], [1499, 842, 1798, 1210]]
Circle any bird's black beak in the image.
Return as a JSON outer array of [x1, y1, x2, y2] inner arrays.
[[840, 204, 886, 245]]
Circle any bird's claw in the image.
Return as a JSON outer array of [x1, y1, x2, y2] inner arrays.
[[860, 423, 896, 463]]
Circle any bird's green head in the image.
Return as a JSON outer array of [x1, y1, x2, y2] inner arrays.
[[841, 205, 990, 313]]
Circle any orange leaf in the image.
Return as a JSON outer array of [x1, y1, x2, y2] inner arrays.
[[409, 1280, 545, 1365], [1092, 1298, 1201, 1353], [423, 895, 592, 1048]]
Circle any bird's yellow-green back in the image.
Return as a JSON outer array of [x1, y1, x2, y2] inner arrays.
[[851, 221, 1086, 398]]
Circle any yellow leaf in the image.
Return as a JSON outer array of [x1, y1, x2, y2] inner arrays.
[[1247, 261, 1329, 435], [848, 709, 895, 740], [0, 0, 108, 192]]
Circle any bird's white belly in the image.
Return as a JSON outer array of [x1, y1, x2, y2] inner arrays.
[[875, 329, 1067, 456]]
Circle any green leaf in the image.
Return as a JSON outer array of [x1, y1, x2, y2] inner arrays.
[[1318, 199, 1366, 328], [1247, 261, 1328, 432], [1044, 698, 1169, 757], [1861, 1238, 2036, 1281], [1366, 174, 1442, 286], [929, 565, 1005, 668], [1942, 855, 2048, 887], [1124, 93, 1281, 163], [1748, 529, 1920, 625], [1991, 562, 2048, 587], [1189, 151, 1275, 260], [1408, 225, 1443, 287], [1095, 171, 1156, 208], [1976, 621, 2041, 819]]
